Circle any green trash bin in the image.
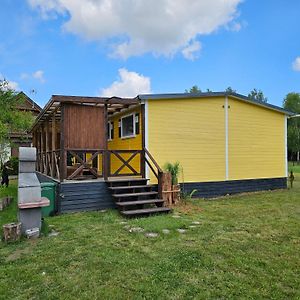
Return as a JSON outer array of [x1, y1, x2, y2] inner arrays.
[[41, 182, 57, 217]]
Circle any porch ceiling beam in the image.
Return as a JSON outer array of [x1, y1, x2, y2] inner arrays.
[[108, 104, 127, 108], [106, 98, 139, 105], [108, 104, 141, 118], [43, 105, 61, 119], [31, 94, 140, 132], [31, 97, 57, 131], [52, 95, 107, 104]]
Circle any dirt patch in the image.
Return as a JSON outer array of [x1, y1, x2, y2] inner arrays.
[[6, 239, 37, 262], [176, 203, 203, 214]]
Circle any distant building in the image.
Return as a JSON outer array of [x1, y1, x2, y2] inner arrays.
[[9, 92, 42, 157]]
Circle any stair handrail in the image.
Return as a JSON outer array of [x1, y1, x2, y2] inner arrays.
[[143, 147, 163, 179]]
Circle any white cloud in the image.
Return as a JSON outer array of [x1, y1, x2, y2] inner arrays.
[[292, 57, 300, 72], [33, 70, 45, 83], [20, 73, 30, 80], [28, 0, 66, 19], [182, 41, 202, 61], [0, 74, 20, 91], [6, 80, 19, 91], [28, 0, 242, 59], [20, 70, 45, 83], [101, 68, 151, 97], [229, 22, 242, 32]]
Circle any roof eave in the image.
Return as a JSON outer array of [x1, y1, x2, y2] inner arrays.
[[139, 92, 294, 116], [228, 93, 294, 116]]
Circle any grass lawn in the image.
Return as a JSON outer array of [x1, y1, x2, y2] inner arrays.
[[0, 180, 18, 232], [289, 161, 300, 174], [0, 177, 300, 299]]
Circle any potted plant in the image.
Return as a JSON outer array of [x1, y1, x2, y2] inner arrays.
[[164, 162, 181, 204]]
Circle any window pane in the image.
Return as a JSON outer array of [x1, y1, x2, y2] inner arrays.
[[107, 122, 114, 140], [107, 123, 110, 139], [122, 115, 134, 137], [110, 122, 114, 139]]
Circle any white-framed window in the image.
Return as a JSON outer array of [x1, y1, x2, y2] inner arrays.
[[107, 121, 114, 141], [121, 114, 135, 138]]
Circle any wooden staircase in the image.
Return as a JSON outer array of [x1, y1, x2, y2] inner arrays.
[[107, 178, 171, 217]]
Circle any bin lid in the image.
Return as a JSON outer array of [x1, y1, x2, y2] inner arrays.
[[40, 182, 57, 187]]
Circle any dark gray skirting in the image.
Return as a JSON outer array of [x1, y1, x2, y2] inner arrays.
[[58, 181, 115, 213], [181, 177, 287, 198], [37, 173, 287, 213]]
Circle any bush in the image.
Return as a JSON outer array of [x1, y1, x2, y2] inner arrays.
[[8, 157, 19, 175]]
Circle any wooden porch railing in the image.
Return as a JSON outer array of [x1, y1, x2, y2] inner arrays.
[[108, 149, 143, 177], [36, 148, 163, 184], [37, 150, 60, 179], [143, 147, 163, 179]]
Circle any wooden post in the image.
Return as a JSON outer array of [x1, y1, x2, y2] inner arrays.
[[40, 126, 44, 152], [40, 126, 44, 173], [158, 172, 172, 206], [60, 104, 66, 181], [32, 129, 37, 148], [35, 130, 39, 171], [141, 104, 146, 178], [45, 121, 49, 175], [38, 129, 42, 172], [3, 223, 21, 242], [32, 130, 37, 170], [51, 114, 56, 178], [35, 130, 39, 152], [34, 130, 38, 149], [103, 102, 109, 180], [172, 184, 181, 204]]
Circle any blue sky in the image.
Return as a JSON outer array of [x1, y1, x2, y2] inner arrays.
[[0, 0, 300, 107]]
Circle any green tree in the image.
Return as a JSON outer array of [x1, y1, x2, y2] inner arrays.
[[283, 92, 300, 163], [185, 85, 201, 93], [248, 88, 268, 103], [0, 79, 33, 163], [225, 86, 236, 93]]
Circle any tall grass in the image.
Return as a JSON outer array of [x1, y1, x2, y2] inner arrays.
[[164, 161, 181, 185]]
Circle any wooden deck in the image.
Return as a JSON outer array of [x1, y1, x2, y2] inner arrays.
[[32, 95, 171, 216]]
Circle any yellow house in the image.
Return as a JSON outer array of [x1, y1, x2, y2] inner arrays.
[[33, 92, 293, 214], [107, 92, 292, 198]]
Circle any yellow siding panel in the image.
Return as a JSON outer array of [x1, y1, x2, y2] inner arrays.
[[228, 98, 285, 180], [97, 154, 103, 175], [86, 153, 103, 175], [108, 106, 142, 174], [148, 98, 226, 183]]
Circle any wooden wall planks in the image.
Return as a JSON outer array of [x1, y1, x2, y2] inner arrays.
[[63, 104, 105, 149]]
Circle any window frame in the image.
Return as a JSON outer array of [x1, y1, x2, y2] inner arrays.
[[107, 121, 114, 141], [120, 113, 136, 139]]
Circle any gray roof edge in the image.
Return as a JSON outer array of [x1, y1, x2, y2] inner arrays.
[[138, 92, 294, 116]]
